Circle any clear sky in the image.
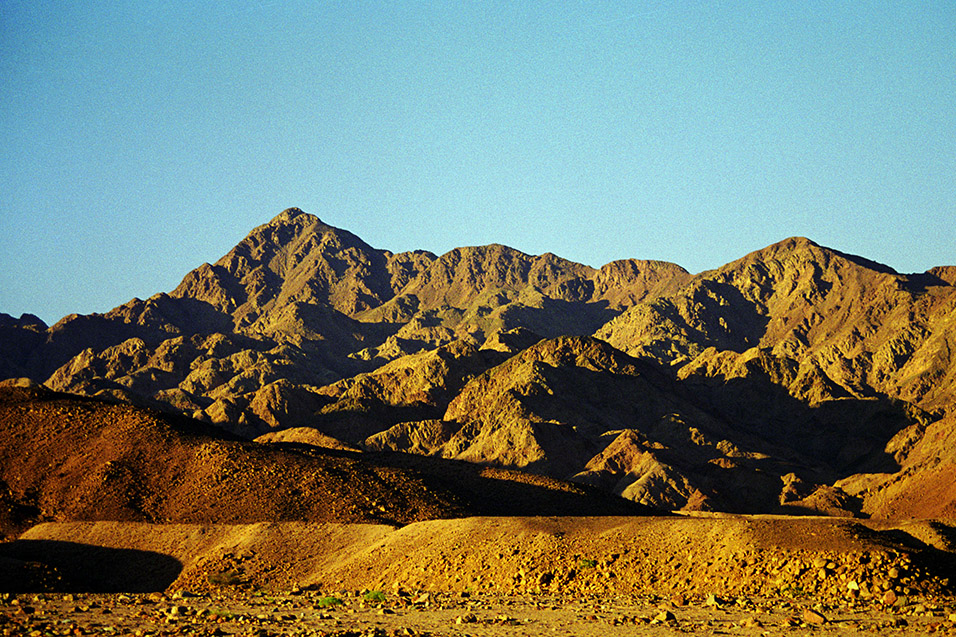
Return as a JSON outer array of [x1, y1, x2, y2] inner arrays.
[[1, 2, 954, 325]]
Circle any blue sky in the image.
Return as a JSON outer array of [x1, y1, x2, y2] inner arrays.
[[1, 1, 954, 324]]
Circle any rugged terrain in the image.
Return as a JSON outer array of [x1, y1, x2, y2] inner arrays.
[[3, 517, 956, 635], [2, 207, 956, 516], [0, 382, 642, 539]]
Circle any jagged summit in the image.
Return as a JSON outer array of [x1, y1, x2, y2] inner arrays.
[[270, 207, 315, 224], [171, 208, 403, 323]]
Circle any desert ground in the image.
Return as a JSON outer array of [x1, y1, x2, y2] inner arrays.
[[3, 515, 956, 635]]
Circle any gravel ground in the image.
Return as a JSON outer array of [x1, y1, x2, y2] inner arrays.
[[4, 588, 956, 636]]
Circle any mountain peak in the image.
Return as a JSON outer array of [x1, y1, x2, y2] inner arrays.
[[270, 207, 319, 226]]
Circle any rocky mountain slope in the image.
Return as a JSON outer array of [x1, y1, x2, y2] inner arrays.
[[2, 208, 954, 518], [0, 381, 643, 537]]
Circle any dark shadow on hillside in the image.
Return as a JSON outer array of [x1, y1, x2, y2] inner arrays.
[[703, 282, 775, 351], [28, 297, 237, 380], [498, 299, 621, 339], [453, 349, 917, 512], [357, 450, 656, 518], [685, 373, 916, 479], [904, 272, 951, 293], [0, 540, 182, 592], [848, 524, 956, 591]]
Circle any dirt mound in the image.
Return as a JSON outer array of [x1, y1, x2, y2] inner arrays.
[[8, 517, 955, 602], [254, 427, 359, 451]]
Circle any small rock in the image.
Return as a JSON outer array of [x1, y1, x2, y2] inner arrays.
[[882, 590, 899, 607], [456, 612, 477, 624], [803, 608, 826, 625], [172, 590, 198, 599], [670, 594, 686, 606], [654, 610, 676, 622], [705, 594, 724, 607], [413, 593, 430, 605]]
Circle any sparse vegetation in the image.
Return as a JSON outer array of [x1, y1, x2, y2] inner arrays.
[[207, 607, 236, 619], [315, 596, 344, 608], [363, 590, 386, 603]]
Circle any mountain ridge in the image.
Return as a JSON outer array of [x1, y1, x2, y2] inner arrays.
[[2, 207, 955, 518]]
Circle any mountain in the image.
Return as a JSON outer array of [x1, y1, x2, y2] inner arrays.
[[2, 208, 955, 518], [171, 207, 435, 328]]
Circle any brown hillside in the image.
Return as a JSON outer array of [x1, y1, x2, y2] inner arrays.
[[309, 338, 508, 442], [0, 384, 643, 537], [838, 413, 956, 519], [591, 258, 692, 309], [359, 335, 930, 514], [929, 265, 956, 286]]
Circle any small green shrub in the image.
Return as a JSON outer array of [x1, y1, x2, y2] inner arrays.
[[577, 558, 598, 569], [363, 590, 386, 603], [207, 607, 235, 619], [780, 584, 807, 598], [315, 596, 344, 608]]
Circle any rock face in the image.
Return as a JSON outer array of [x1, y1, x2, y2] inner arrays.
[[2, 208, 956, 517]]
